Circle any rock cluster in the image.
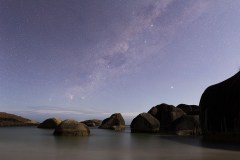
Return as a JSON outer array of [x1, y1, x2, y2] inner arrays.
[[130, 103, 201, 135], [148, 103, 185, 130]]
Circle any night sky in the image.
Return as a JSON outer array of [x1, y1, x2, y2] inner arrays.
[[1, 0, 240, 122]]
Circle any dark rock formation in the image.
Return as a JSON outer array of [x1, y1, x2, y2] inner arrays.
[[177, 104, 199, 115], [148, 103, 185, 130], [38, 118, 62, 129], [81, 119, 102, 127], [200, 71, 240, 142], [99, 113, 125, 131], [0, 112, 39, 127], [53, 119, 90, 136], [130, 113, 160, 133], [172, 115, 201, 136]]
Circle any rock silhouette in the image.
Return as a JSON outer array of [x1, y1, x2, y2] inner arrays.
[[172, 115, 201, 135], [200, 71, 240, 142], [130, 113, 160, 133], [177, 104, 199, 115]]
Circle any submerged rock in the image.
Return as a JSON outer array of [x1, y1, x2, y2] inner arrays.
[[131, 113, 160, 133], [53, 119, 90, 136], [38, 118, 62, 129], [99, 113, 125, 131], [148, 103, 185, 130], [81, 119, 102, 127], [0, 112, 39, 127], [177, 104, 199, 115], [172, 115, 201, 136], [200, 71, 240, 142]]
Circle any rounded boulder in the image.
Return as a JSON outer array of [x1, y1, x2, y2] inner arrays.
[[38, 118, 62, 129], [131, 113, 160, 133], [99, 113, 125, 131], [53, 119, 90, 136]]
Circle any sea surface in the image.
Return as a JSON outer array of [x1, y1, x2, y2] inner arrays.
[[0, 126, 240, 160]]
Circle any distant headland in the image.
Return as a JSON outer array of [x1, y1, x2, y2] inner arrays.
[[0, 112, 39, 127]]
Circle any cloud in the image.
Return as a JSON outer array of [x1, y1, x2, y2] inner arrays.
[[5, 106, 103, 115], [2, 106, 139, 121]]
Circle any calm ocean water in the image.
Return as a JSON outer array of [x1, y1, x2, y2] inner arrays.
[[0, 126, 240, 160]]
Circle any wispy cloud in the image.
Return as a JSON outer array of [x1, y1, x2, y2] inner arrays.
[[25, 106, 103, 115], [2, 106, 139, 120]]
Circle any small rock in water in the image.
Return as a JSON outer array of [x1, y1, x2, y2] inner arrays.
[[99, 113, 125, 131]]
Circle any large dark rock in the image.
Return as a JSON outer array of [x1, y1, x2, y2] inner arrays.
[[130, 113, 160, 133], [172, 115, 201, 136], [200, 72, 240, 142], [53, 119, 90, 136], [99, 113, 125, 131], [148, 103, 185, 130], [0, 112, 39, 127], [38, 118, 62, 129], [177, 104, 199, 115], [81, 119, 102, 127]]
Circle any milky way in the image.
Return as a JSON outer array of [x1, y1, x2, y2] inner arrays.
[[1, 0, 240, 121]]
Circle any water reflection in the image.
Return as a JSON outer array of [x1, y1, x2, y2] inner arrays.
[[1, 127, 240, 160], [158, 135, 240, 151]]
